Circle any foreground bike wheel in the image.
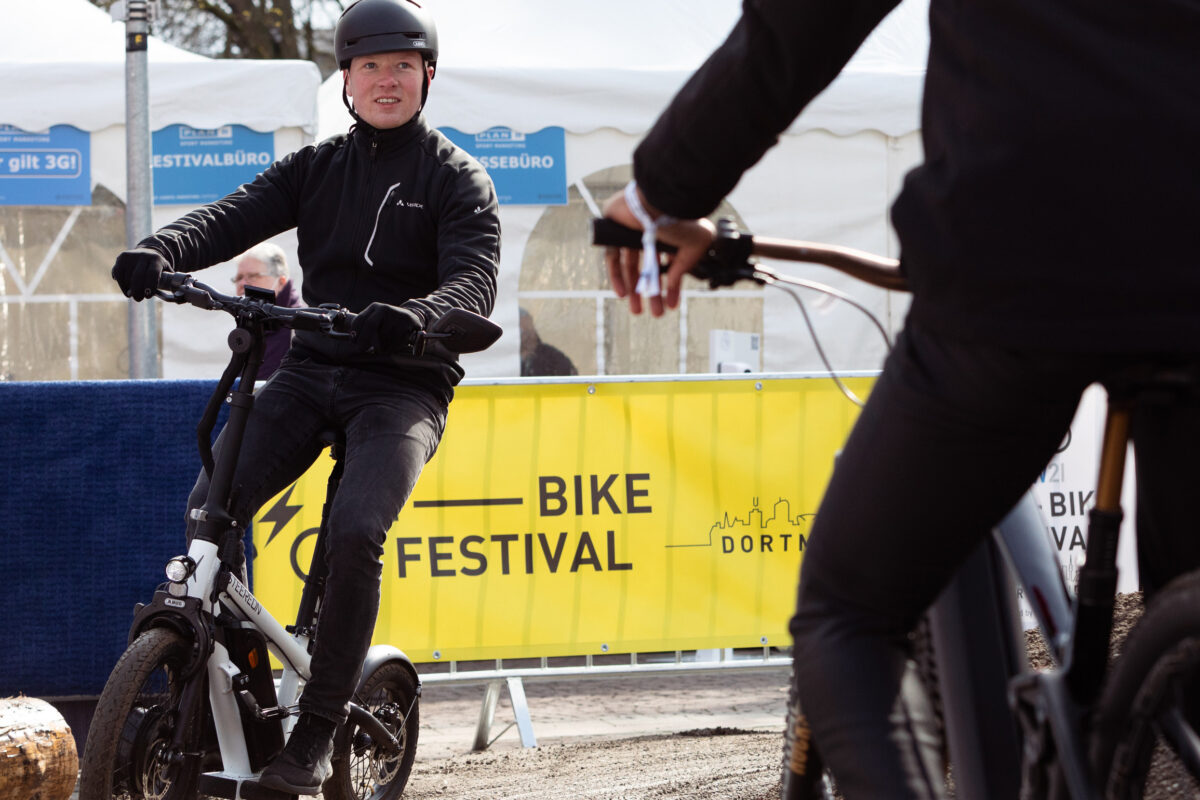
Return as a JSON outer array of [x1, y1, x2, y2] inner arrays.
[[781, 619, 946, 799], [781, 673, 836, 800], [1092, 572, 1200, 798], [326, 662, 420, 800], [78, 627, 201, 800]]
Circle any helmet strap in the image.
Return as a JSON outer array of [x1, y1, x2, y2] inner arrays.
[[341, 83, 369, 129]]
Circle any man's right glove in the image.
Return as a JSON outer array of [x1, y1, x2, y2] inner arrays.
[[111, 248, 172, 301], [351, 302, 424, 354]]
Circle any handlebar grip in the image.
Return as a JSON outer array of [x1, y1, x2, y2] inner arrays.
[[161, 272, 190, 290], [592, 216, 756, 289], [152, 271, 194, 303], [591, 217, 679, 254]]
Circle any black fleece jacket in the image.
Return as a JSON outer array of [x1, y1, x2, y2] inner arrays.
[[635, 0, 1200, 353], [141, 113, 500, 396]]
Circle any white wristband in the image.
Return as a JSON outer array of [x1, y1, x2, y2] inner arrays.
[[624, 180, 676, 298]]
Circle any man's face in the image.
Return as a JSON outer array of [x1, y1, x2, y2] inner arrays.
[[232, 257, 283, 297], [344, 50, 432, 130]]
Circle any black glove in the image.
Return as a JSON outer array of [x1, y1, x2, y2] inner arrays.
[[111, 248, 172, 301], [351, 303, 424, 354]]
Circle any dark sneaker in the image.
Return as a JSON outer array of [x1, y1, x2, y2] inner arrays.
[[258, 713, 335, 796]]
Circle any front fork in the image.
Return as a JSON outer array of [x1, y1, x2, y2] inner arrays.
[[206, 641, 255, 776]]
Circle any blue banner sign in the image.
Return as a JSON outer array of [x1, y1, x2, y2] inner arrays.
[[441, 126, 567, 205], [0, 124, 91, 206], [151, 124, 274, 205]]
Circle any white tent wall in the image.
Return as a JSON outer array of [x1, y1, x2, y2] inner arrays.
[[0, 0, 319, 381], [737, 130, 923, 375], [449, 128, 923, 380]]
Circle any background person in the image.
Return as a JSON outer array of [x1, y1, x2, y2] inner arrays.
[[601, 0, 1200, 796], [110, 0, 500, 794], [231, 241, 303, 379], [518, 308, 578, 377]]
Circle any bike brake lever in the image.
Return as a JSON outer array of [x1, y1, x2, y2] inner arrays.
[[318, 304, 356, 336], [153, 288, 186, 303]]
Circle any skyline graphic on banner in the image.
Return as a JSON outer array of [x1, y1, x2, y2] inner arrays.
[[667, 497, 815, 549]]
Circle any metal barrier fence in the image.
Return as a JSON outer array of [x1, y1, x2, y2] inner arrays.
[[418, 647, 792, 750]]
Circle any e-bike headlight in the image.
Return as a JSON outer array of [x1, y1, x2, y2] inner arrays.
[[164, 556, 196, 584]]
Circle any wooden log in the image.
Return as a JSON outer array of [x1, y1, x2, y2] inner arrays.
[[0, 696, 78, 800]]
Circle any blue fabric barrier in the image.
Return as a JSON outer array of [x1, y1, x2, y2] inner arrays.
[[0, 380, 229, 697]]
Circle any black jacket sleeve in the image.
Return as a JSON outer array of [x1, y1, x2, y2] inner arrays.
[[401, 158, 499, 329], [136, 151, 305, 271], [634, 0, 899, 220]]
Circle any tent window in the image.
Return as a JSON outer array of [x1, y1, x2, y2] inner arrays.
[[517, 165, 762, 377], [0, 184, 135, 381]]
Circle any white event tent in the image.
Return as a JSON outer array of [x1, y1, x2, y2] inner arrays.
[[318, 0, 930, 378], [0, 0, 320, 380], [0, 0, 320, 203]]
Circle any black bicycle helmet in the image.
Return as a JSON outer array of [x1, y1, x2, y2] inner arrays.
[[335, 0, 439, 75]]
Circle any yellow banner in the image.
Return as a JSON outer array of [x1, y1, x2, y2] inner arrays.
[[252, 376, 869, 662]]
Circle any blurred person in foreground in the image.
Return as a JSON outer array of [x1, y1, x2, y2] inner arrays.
[[602, 0, 1200, 796]]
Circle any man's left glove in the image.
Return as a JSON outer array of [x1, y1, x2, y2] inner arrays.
[[112, 248, 172, 301], [351, 302, 424, 354]]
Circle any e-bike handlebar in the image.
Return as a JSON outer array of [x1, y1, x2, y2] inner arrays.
[[155, 272, 502, 355], [156, 272, 357, 337], [591, 216, 909, 293]]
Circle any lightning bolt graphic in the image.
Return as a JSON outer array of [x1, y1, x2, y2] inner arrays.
[[259, 484, 303, 547]]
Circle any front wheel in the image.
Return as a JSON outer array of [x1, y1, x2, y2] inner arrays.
[[78, 627, 203, 800], [326, 662, 420, 800], [1091, 574, 1200, 798], [781, 674, 836, 800]]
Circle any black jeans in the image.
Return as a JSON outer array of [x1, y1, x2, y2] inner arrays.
[[187, 356, 447, 725], [789, 323, 1200, 799]]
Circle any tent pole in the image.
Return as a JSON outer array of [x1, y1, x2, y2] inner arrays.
[[123, 0, 160, 379]]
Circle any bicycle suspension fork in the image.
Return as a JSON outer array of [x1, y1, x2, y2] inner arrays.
[[1065, 397, 1130, 704]]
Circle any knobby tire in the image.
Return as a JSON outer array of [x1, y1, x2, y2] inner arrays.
[[781, 669, 836, 800], [1092, 571, 1200, 798], [781, 617, 946, 799], [77, 627, 202, 800]]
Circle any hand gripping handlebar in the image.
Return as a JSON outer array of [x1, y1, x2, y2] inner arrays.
[[591, 216, 908, 293], [155, 272, 501, 355]]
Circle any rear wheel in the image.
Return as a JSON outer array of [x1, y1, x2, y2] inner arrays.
[[1092, 572, 1200, 798], [326, 662, 420, 800], [78, 627, 203, 800]]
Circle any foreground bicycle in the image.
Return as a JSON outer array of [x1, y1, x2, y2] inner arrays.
[[594, 217, 1200, 799], [79, 273, 500, 800]]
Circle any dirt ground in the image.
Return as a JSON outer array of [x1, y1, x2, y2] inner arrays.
[[396, 594, 1159, 800], [65, 595, 1167, 800], [402, 667, 790, 800]]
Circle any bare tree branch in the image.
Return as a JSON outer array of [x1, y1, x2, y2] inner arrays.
[[89, 0, 340, 77]]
